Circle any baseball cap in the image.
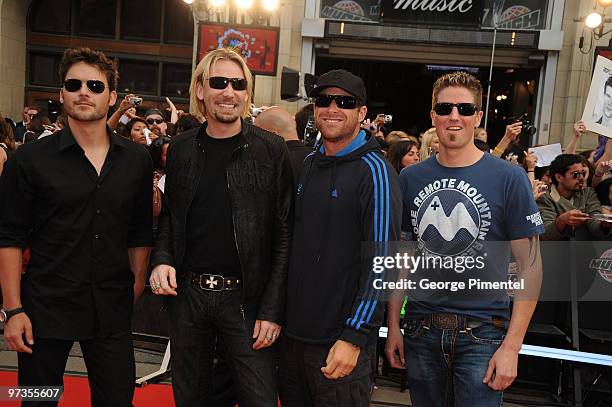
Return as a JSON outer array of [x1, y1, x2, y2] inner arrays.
[[309, 69, 367, 104]]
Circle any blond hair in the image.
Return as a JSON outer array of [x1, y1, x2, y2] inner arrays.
[[419, 127, 438, 162], [189, 48, 253, 121], [431, 71, 483, 110]]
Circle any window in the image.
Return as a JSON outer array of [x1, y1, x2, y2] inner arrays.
[[119, 60, 159, 95], [164, 0, 194, 45], [29, 53, 62, 87], [162, 64, 191, 98], [29, 0, 71, 35], [76, 0, 116, 37], [121, 0, 162, 42]]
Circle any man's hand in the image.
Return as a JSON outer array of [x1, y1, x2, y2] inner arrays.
[[504, 122, 522, 141], [149, 264, 178, 296], [525, 152, 538, 171], [321, 340, 360, 379], [574, 120, 587, 137], [384, 326, 405, 369], [252, 320, 281, 350], [531, 180, 547, 201], [119, 94, 136, 112], [483, 344, 519, 391], [557, 209, 591, 230], [4, 313, 34, 354]]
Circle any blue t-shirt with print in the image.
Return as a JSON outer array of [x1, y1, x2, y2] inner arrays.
[[400, 152, 544, 321]]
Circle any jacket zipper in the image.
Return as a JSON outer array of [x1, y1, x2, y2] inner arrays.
[[227, 142, 249, 322]]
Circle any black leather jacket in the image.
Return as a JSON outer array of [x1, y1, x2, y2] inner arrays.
[[151, 120, 294, 323]]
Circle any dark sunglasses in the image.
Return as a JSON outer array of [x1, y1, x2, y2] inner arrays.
[[434, 102, 479, 116], [63, 79, 106, 94], [207, 76, 247, 91], [571, 170, 588, 179], [314, 94, 360, 109], [146, 118, 164, 125]]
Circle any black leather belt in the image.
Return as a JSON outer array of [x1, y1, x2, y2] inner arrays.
[[422, 313, 505, 330], [180, 271, 242, 291]]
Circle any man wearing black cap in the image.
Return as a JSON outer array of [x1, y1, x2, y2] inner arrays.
[[279, 69, 402, 406]]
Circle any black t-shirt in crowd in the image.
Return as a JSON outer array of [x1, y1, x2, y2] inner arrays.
[[183, 131, 242, 277]]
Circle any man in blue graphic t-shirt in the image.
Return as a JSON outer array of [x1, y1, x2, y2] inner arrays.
[[385, 72, 544, 406]]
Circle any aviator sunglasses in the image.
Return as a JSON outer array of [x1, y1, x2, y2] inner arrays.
[[434, 102, 479, 116], [207, 76, 248, 91], [314, 94, 360, 109], [63, 79, 106, 94], [571, 170, 588, 179]]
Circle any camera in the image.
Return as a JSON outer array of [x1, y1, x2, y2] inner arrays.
[[515, 113, 536, 138], [129, 96, 142, 106], [303, 115, 319, 148], [383, 115, 393, 124]]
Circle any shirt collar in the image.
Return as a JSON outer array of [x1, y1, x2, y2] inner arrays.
[[58, 125, 126, 152], [319, 130, 367, 157]]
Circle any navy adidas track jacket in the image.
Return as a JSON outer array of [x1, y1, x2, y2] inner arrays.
[[284, 132, 402, 348]]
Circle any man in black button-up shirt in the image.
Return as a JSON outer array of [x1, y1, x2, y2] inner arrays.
[[0, 48, 153, 407]]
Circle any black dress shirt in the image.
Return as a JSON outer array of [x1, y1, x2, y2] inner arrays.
[[0, 126, 153, 340]]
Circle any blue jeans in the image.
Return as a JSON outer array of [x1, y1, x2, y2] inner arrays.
[[168, 283, 277, 407], [403, 317, 505, 407]]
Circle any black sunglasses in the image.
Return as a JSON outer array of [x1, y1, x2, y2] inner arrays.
[[571, 170, 588, 179], [314, 94, 360, 109], [434, 102, 479, 116], [146, 118, 164, 125], [207, 76, 247, 91], [63, 79, 106, 94]]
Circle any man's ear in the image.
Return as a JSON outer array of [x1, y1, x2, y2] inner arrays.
[[109, 90, 118, 107], [554, 173, 563, 184], [475, 110, 483, 128], [358, 105, 367, 123], [196, 81, 204, 101], [59, 88, 64, 104]]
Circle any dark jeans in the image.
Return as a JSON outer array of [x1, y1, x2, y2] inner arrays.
[[168, 283, 277, 407], [278, 335, 373, 407], [403, 317, 505, 407], [17, 332, 135, 407]]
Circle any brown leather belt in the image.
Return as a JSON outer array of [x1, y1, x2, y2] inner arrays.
[[422, 313, 505, 330], [180, 271, 242, 291]]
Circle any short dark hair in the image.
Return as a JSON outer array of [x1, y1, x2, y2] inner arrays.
[[549, 154, 583, 186], [59, 47, 118, 92], [605, 76, 612, 94], [122, 117, 148, 139]]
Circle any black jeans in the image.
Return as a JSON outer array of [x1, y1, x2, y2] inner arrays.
[[17, 331, 135, 407], [278, 335, 373, 407], [168, 283, 277, 407]]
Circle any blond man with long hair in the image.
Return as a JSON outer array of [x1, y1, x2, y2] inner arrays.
[[150, 47, 294, 406]]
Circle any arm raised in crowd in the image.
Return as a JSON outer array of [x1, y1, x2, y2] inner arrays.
[[107, 94, 136, 130], [565, 121, 586, 155], [492, 122, 522, 157]]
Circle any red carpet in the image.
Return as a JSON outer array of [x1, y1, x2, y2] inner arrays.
[[0, 371, 175, 406]]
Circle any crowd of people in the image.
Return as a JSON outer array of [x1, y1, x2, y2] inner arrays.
[[0, 45, 610, 407]]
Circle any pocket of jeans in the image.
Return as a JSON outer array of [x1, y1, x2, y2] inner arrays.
[[403, 319, 424, 339], [466, 324, 505, 345]]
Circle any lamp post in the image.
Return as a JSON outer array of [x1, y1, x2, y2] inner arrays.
[[483, 0, 505, 130]]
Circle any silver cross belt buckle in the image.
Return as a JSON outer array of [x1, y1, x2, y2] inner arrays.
[[199, 274, 225, 291]]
